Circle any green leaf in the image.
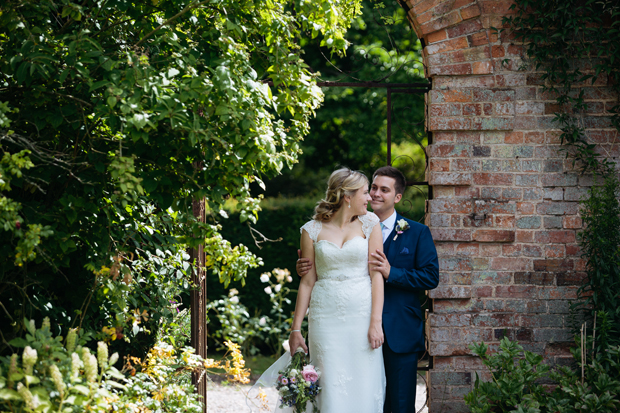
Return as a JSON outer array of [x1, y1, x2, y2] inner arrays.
[[8, 337, 29, 347], [72, 385, 90, 396], [0, 388, 21, 401]]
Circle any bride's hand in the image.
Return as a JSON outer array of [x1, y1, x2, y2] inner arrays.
[[368, 321, 384, 349], [289, 331, 308, 354]]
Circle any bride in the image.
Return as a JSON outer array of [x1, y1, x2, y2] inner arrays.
[[288, 167, 386, 412]]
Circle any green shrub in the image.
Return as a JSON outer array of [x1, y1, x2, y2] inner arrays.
[[0, 318, 224, 412], [0, 318, 124, 412], [573, 173, 620, 353], [465, 336, 620, 413]]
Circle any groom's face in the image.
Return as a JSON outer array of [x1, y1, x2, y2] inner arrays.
[[370, 175, 402, 215]]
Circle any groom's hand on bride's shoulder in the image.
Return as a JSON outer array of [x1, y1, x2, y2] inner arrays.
[[296, 249, 313, 277]]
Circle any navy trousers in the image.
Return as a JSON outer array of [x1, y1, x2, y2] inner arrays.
[[383, 340, 419, 413]]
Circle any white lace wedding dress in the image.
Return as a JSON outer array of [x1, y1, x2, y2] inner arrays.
[[300, 212, 386, 412]]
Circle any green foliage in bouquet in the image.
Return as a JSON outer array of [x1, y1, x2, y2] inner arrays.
[[276, 352, 321, 413]]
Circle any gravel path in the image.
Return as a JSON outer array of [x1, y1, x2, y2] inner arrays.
[[207, 377, 429, 413]]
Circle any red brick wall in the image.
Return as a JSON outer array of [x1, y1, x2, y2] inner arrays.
[[402, 0, 619, 411]]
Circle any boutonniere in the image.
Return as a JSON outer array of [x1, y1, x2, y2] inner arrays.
[[393, 219, 410, 241]]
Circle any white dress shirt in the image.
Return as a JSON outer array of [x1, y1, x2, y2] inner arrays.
[[380, 210, 397, 243]]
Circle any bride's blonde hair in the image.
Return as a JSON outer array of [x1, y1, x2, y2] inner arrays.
[[313, 168, 368, 222]]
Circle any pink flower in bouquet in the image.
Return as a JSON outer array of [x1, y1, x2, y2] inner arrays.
[[281, 377, 288, 385], [302, 365, 319, 383]]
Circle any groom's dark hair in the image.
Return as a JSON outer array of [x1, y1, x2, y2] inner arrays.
[[373, 166, 406, 195]]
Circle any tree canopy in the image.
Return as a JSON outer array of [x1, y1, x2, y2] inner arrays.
[[0, 0, 362, 353]]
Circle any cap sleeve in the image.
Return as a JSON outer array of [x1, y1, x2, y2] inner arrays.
[[359, 212, 380, 239], [300, 220, 322, 242]]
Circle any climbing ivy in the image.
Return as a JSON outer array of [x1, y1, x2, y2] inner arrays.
[[504, 0, 620, 176]]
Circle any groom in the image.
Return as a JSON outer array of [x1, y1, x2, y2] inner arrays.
[[297, 166, 439, 413]]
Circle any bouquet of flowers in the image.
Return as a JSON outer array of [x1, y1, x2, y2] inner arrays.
[[275, 350, 321, 412]]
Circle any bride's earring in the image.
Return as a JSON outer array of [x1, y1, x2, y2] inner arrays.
[[348, 201, 351, 208]]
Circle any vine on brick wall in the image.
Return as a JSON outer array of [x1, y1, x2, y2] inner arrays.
[[504, 0, 620, 353], [504, 0, 620, 176]]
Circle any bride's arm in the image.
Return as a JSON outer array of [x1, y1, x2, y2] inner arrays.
[[289, 229, 317, 354], [368, 224, 385, 349]]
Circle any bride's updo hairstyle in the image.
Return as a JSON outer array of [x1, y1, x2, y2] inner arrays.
[[313, 168, 368, 222]]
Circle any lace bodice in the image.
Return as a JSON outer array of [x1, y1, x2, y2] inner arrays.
[[300, 212, 380, 282]]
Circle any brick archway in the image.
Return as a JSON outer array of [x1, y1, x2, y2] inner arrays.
[[399, 1, 617, 411]]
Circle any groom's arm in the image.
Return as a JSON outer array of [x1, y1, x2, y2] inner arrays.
[[386, 226, 439, 291]]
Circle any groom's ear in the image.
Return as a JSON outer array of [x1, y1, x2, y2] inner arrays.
[[394, 193, 402, 204]]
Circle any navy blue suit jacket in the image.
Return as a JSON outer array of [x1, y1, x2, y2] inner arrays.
[[382, 213, 439, 354]]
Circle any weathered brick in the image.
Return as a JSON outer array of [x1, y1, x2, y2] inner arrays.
[[536, 202, 579, 215], [480, 244, 502, 256], [514, 272, 554, 285], [430, 199, 473, 213], [430, 371, 472, 386], [515, 145, 534, 158], [501, 188, 521, 200], [473, 145, 491, 157], [430, 172, 473, 185], [481, 187, 501, 199], [434, 298, 484, 314], [543, 188, 564, 201], [432, 229, 473, 242], [541, 174, 578, 187], [563, 216, 582, 228], [472, 271, 511, 284], [473, 61, 494, 75], [472, 116, 515, 130], [547, 300, 571, 313], [429, 89, 473, 103], [515, 174, 538, 186], [430, 103, 463, 117], [473, 285, 493, 297], [490, 257, 531, 271], [473, 173, 513, 185], [431, 214, 452, 227], [447, 19, 483, 38], [521, 160, 542, 172], [495, 215, 516, 227], [525, 300, 547, 313], [430, 63, 473, 76], [545, 245, 566, 258], [502, 243, 521, 256], [429, 314, 472, 327], [521, 314, 565, 328], [420, 10, 463, 35], [475, 200, 516, 214], [525, 131, 545, 144], [533, 259, 574, 272], [472, 313, 520, 327], [543, 216, 563, 228], [523, 188, 543, 200], [427, 29, 448, 44], [460, 3, 482, 19], [440, 257, 473, 271], [473, 229, 515, 242], [516, 216, 541, 229], [538, 286, 578, 300], [452, 159, 481, 171], [430, 286, 472, 299], [533, 329, 573, 342], [556, 272, 587, 286], [515, 101, 543, 115], [523, 244, 543, 257], [430, 159, 451, 172], [535, 230, 577, 244], [543, 160, 563, 173]]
